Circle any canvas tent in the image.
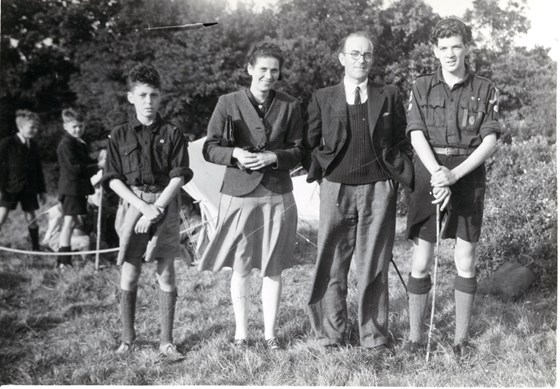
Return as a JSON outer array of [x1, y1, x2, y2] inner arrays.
[[182, 137, 320, 256]]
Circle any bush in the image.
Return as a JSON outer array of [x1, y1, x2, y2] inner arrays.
[[478, 135, 557, 290]]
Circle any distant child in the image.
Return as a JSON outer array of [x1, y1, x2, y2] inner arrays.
[[56, 108, 102, 269], [102, 63, 192, 360], [0, 109, 46, 250]]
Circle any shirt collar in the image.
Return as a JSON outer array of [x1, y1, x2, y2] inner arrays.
[[343, 76, 368, 104], [433, 66, 474, 91], [16, 133, 27, 145], [132, 113, 162, 132]]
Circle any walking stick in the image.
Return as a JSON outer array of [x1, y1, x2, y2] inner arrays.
[[426, 203, 441, 363], [390, 255, 408, 295], [94, 179, 104, 271]]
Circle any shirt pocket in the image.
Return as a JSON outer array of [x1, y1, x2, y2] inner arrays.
[[459, 96, 486, 133], [118, 142, 141, 175], [421, 95, 446, 127]]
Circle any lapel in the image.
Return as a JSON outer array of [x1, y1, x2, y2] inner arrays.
[[328, 82, 348, 127], [237, 89, 268, 148], [367, 84, 385, 137]]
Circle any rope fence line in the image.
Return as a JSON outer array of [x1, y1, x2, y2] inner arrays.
[[0, 245, 119, 256]]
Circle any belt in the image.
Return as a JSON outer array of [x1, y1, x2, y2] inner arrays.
[[132, 184, 163, 193], [433, 147, 475, 156]]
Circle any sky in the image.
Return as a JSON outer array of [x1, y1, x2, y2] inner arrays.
[[225, 0, 559, 60]]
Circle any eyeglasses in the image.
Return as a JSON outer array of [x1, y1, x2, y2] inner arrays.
[[342, 51, 374, 62]]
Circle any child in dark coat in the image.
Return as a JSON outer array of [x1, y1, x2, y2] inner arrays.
[[56, 108, 102, 269], [0, 110, 46, 250]]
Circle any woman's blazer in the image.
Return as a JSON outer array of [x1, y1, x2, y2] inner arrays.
[[203, 89, 303, 196]]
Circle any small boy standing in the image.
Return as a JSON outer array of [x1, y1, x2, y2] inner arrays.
[[0, 110, 46, 250], [56, 108, 101, 269], [404, 18, 500, 361], [103, 63, 192, 360]]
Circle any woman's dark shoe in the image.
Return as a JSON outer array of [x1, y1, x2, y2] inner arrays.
[[233, 338, 248, 348]]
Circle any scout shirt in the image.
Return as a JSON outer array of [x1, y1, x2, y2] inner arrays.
[[406, 67, 501, 147], [103, 114, 193, 189]]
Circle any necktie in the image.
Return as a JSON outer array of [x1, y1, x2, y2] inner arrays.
[[354, 86, 361, 105]]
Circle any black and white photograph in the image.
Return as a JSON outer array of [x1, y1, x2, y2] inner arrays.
[[0, 0, 556, 386]]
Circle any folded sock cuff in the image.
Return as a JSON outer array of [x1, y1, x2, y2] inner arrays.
[[408, 274, 432, 294], [454, 275, 477, 294]]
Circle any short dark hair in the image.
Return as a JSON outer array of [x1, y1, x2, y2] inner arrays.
[[127, 63, 161, 91], [338, 31, 373, 53], [430, 18, 473, 46], [247, 42, 284, 81], [15, 109, 39, 127], [61, 107, 83, 123]]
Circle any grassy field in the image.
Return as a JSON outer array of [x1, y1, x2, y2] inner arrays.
[[0, 204, 556, 386]]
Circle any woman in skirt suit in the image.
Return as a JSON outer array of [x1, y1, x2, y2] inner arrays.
[[199, 42, 303, 350]]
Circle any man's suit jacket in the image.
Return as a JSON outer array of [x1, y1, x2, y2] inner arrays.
[[0, 134, 46, 194], [57, 132, 97, 196], [203, 89, 303, 196], [303, 81, 413, 191]]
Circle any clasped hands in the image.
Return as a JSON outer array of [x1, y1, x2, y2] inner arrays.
[[135, 203, 166, 234], [430, 166, 459, 210], [232, 148, 278, 171]]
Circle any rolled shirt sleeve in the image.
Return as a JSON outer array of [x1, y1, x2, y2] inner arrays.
[[405, 80, 429, 138], [168, 129, 193, 183]]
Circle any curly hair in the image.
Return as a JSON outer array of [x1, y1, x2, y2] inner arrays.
[[127, 63, 161, 90], [430, 18, 473, 46]]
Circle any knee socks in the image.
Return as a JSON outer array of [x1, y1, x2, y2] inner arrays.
[[159, 289, 177, 346], [121, 289, 137, 344], [28, 227, 40, 251], [454, 275, 477, 345], [407, 274, 431, 343], [57, 246, 72, 267]]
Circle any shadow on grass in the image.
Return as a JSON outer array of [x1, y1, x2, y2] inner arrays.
[[0, 271, 28, 289]]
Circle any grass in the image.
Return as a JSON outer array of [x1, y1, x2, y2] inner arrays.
[[0, 203, 556, 386]]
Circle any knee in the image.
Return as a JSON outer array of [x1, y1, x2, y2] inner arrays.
[[157, 270, 176, 292], [121, 268, 140, 291], [454, 247, 476, 277]]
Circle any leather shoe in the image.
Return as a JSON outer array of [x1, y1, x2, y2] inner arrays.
[[453, 340, 475, 362]]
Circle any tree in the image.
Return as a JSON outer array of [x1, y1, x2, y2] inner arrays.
[[464, 0, 530, 53]]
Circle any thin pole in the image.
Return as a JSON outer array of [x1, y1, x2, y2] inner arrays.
[[390, 255, 408, 295], [94, 180, 104, 271], [426, 203, 441, 363]]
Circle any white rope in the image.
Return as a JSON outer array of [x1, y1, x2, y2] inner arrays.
[[426, 203, 441, 363], [0, 245, 119, 256]]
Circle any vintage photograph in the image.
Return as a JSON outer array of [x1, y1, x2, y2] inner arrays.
[[0, 0, 556, 386]]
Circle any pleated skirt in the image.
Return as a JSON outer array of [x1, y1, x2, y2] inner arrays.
[[198, 185, 297, 277]]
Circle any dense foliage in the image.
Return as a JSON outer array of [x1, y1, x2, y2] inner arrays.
[[0, 0, 556, 289]]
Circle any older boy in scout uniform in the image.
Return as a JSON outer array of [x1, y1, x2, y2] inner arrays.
[[103, 63, 192, 360], [404, 18, 500, 361], [0, 110, 46, 250]]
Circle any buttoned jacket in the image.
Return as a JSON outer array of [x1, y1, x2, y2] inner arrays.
[[0, 135, 46, 194], [57, 132, 97, 196], [303, 81, 413, 191], [203, 89, 304, 196]]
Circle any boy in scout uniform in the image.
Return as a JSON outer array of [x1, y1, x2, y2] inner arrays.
[[103, 63, 192, 360], [404, 18, 500, 361]]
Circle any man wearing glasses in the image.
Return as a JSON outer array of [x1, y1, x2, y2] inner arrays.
[[303, 32, 412, 354]]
